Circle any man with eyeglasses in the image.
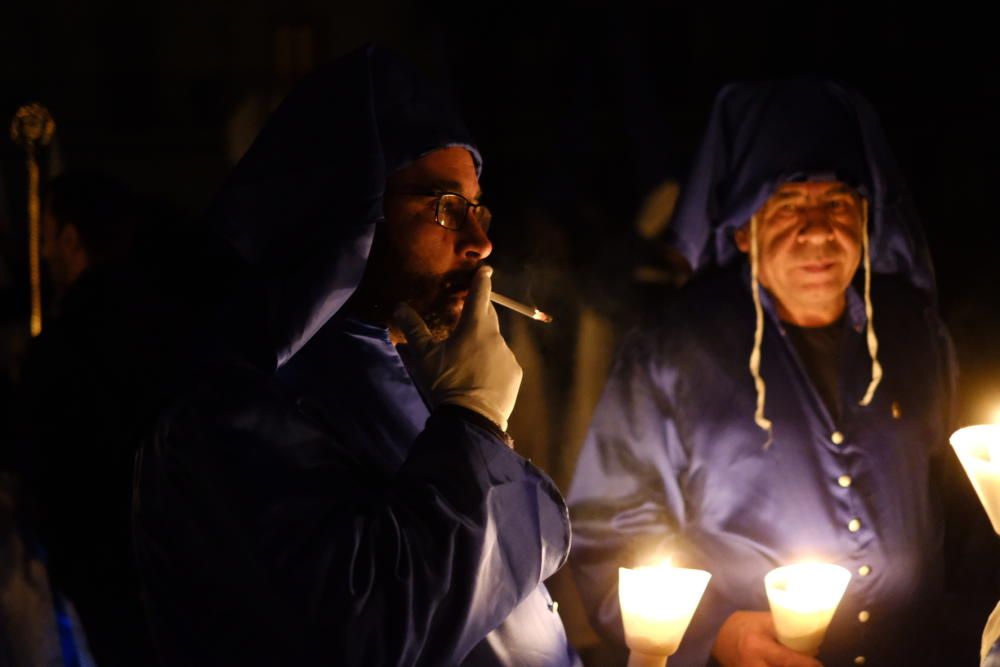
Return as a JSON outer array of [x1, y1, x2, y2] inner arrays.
[[354, 175, 494, 343], [133, 45, 579, 667]]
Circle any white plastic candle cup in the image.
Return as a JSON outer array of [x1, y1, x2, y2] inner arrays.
[[618, 563, 711, 665], [950, 424, 1000, 535], [626, 650, 669, 667], [764, 563, 851, 656]]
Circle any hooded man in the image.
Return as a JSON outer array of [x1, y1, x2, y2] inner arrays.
[[568, 79, 996, 666], [133, 45, 579, 667]]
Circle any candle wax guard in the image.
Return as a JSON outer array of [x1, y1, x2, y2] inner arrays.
[[618, 563, 711, 658], [950, 425, 1000, 535], [764, 563, 851, 656]]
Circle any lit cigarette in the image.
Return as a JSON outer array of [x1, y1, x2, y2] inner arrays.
[[490, 292, 553, 323]]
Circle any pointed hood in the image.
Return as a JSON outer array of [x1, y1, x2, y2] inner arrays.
[[668, 77, 935, 296], [208, 44, 481, 368]]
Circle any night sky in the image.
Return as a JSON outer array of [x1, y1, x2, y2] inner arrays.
[[3, 1, 999, 418]]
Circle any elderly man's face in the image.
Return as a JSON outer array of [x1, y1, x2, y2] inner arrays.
[[361, 146, 492, 339], [736, 181, 864, 326]]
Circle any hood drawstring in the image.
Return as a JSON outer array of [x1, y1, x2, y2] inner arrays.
[[858, 198, 882, 406], [749, 214, 774, 448], [748, 199, 882, 446]]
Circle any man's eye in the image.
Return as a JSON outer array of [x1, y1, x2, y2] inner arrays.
[[440, 197, 463, 216], [827, 199, 847, 210]]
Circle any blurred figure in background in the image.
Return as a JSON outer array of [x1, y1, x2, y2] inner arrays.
[[40, 172, 134, 298], [17, 171, 154, 666]]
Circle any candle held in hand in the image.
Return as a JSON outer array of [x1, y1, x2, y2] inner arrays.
[[618, 561, 711, 667], [764, 563, 850, 656], [950, 424, 1000, 535]]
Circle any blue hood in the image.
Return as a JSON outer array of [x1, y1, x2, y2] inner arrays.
[[208, 44, 481, 368], [668, 78, 935, 295]]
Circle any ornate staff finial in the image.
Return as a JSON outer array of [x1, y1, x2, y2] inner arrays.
[[10, 103, 56, 337], [11, 103, 56, 149]]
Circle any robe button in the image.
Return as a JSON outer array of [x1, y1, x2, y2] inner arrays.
[[858, 610, 870, 623], [858, 565, 872, 576], [848, 518, 861, 532], [831, 431, 845, 445], [854, 657, 866, 665], [838, 475, 852, 488]]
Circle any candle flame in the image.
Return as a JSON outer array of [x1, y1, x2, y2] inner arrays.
[[765, 563, 850, 655], [618, 561, 711, 657], [767, 563, 850, 613]]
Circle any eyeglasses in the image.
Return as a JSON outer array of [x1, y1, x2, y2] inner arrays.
[[386, 190, 492, 233]]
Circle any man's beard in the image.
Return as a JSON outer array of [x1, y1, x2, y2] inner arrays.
[[400, 265, 480, 341]]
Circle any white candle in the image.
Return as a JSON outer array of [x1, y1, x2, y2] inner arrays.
[[618, 561, 711, 667], [764, 563, 851, 656], [950, 424, 1000, 536]]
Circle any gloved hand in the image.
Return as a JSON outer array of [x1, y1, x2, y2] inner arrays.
[[394, 265, 522, 432]]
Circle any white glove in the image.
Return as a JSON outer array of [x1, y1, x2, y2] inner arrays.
[[393, 265, 522, 432]]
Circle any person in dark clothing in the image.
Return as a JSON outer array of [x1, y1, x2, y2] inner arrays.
[[568, 79, 998, 666], [18, 171, 154, 666], [40, 172, 134, 298], [132, 44, 579, 667]]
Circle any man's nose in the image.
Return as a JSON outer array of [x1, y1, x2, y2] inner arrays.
[[457, 216, 492, 260], [797, 207, 835, 243]]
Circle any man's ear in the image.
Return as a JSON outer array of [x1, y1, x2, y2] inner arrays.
[[734, 224, 750, 253]]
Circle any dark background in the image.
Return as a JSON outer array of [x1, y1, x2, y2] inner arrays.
[[2, 1, 998, 443]]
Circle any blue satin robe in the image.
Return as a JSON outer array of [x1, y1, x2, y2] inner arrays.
[[133, 313, 579, 666], [568, 265, 959, 666], [278, 315, 581, 667]]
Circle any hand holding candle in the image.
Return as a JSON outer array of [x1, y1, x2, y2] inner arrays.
[[764, 563, 850, 656], [950, 424, 1000, 535], [618, 560, 711, 667]]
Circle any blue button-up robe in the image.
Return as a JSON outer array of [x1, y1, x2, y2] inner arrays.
[[568, 265, 960, 666]]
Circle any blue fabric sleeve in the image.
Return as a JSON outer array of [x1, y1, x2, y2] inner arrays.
[[566, 330, 696, 646], [134, 378, 570, 666]]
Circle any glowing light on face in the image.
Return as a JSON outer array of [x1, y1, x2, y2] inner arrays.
[[743, 181, 864, 327]]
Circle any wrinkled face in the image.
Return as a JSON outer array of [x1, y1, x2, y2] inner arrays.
[[736, 181, 864, 324], [362, 146, 491, 338]]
